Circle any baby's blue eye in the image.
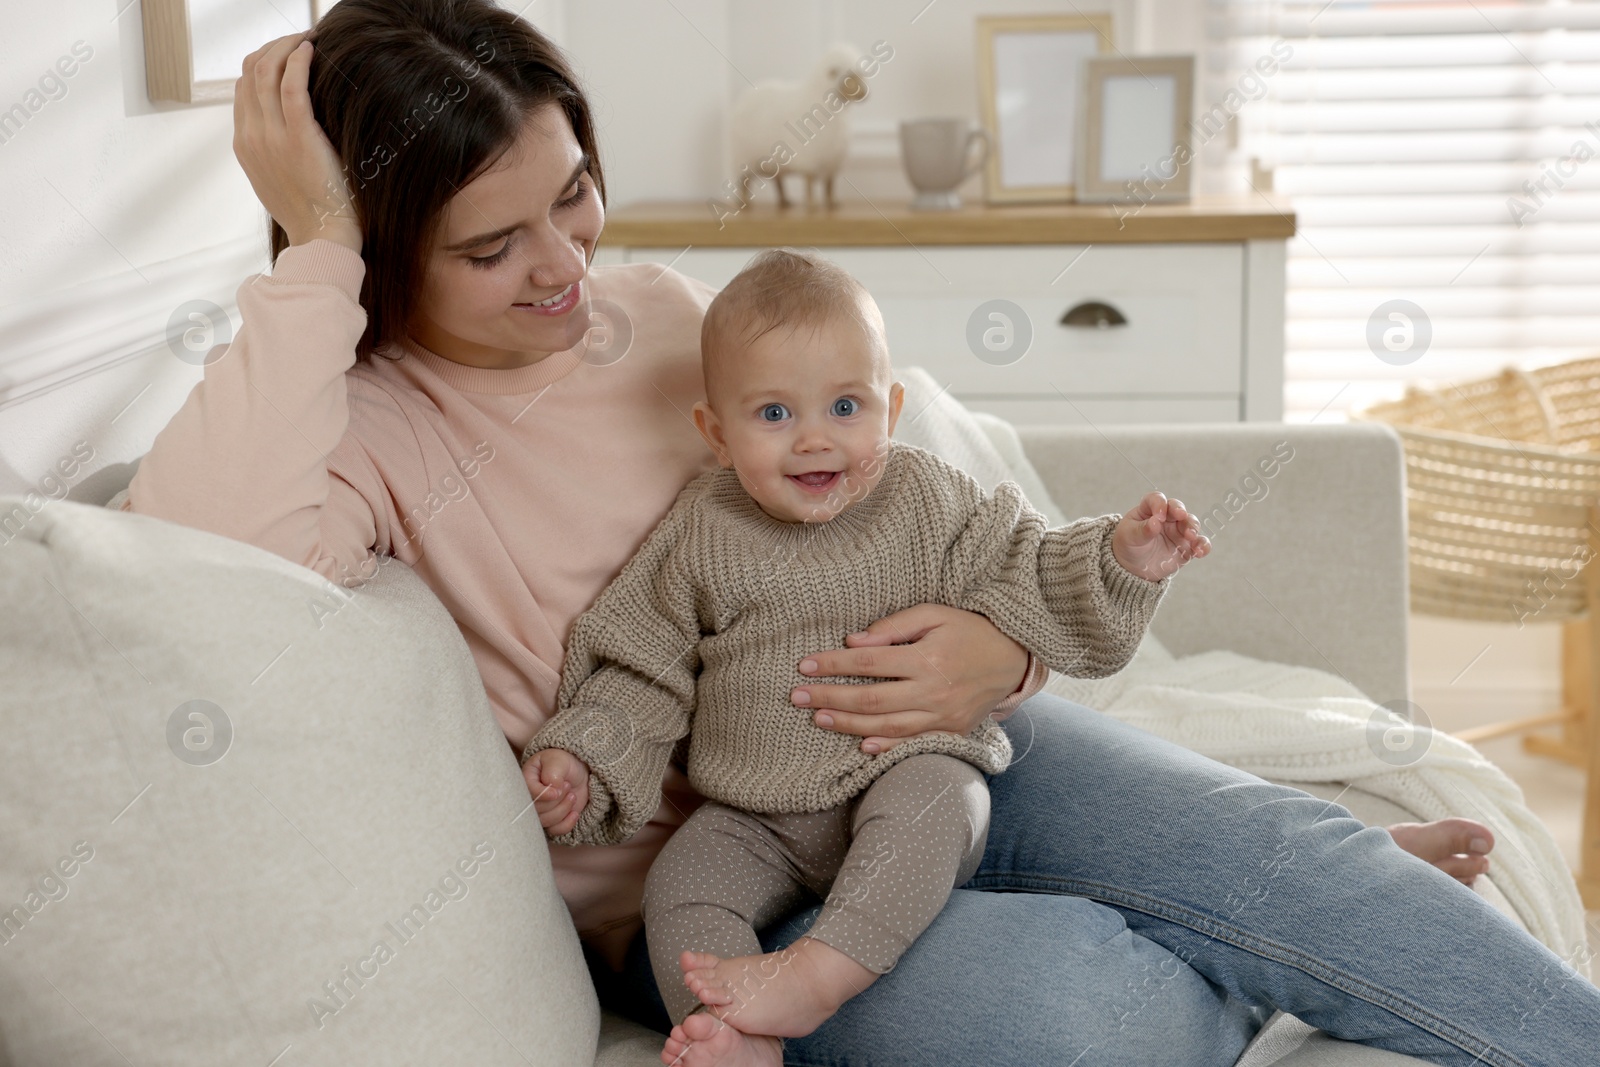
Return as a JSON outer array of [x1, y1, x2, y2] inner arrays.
[[831, 397, 859, 417], [760, 403, 790, 422]]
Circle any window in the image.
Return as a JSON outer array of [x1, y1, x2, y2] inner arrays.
[[1202, 0, 1600, 422]]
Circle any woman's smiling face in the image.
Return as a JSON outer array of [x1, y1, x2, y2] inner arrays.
[[410, 103, 605, 369]]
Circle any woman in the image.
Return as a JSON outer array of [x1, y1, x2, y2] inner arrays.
[[124, 2, 1596, 1064]]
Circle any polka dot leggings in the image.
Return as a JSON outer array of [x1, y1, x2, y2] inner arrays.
[[641, 753, 990, 1024]]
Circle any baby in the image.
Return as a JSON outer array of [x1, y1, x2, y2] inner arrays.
[[521, 248, 1208, 1066], [522, 249, 1499, 1064]]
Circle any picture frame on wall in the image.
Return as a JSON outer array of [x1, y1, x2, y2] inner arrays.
[[974, 13, 1113, 204], [1075, 55, 1195, 204], [142, 0, 326, 105]]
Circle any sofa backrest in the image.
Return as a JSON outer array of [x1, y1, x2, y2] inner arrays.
[[1019, 422, 1411, 706]]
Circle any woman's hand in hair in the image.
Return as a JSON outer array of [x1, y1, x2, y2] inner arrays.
[[234, 33, 361, 252]]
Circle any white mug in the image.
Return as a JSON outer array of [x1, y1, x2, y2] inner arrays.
[[899, 118, 990, 211]]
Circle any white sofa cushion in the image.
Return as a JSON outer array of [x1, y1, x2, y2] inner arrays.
[[0, 497, 597, 1066]]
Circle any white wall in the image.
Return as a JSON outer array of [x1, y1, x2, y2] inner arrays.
[[1411, 616, 1562, 728], [0, 2, 258, 502]]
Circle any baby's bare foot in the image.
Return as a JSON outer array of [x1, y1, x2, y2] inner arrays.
[[1387, 817, 1494, 885], [659, 1011, 781, 1067], [678, 939, 876, 1038]]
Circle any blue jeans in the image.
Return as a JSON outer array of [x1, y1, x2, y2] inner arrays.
[[586, 694, 1600, 1066]]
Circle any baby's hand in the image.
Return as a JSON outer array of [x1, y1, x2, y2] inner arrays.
[[523, 748, 591, 837], [1112, 492, 1210, 582]]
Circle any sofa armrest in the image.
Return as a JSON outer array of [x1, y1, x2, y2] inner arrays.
[[1017, 422, 1409, 705]]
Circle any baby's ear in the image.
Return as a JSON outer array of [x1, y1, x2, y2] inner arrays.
[[691, 400, 733, 467], [884, 380, 906, 435]]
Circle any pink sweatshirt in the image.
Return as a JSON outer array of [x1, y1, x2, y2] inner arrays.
[[124, 238, 1046, 942]]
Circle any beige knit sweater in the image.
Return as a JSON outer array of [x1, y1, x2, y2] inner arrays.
[[528, 440, 1170, 846]]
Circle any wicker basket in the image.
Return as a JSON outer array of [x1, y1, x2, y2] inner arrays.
[[1353, 357, 1600, 622]]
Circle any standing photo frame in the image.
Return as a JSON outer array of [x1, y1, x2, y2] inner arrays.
[[1075, 55, 1195, 204], [142, 0, 327, 105], [975, 13, 1113, 205]]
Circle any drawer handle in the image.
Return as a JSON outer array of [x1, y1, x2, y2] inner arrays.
[[1060, 301, 1128, 329]]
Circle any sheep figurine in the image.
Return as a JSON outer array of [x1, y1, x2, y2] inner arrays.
[[727, 43, 875, 210]]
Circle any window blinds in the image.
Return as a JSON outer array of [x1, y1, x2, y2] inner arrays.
[[1202, 0, 1600, 422]]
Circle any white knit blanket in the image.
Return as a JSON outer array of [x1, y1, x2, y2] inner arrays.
[[893, 367, 1591, 977]]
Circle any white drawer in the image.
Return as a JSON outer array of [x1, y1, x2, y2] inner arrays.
[[962, 395, 1242, 427], [624, 245, 1244, 399]]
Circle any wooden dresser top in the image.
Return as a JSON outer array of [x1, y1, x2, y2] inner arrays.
[[601, 196, 1296, 247]]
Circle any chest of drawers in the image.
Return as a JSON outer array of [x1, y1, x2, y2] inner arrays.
[[594, 199, 1294, 425]]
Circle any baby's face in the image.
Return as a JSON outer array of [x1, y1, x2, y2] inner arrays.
[[693, 312, 905, 524]]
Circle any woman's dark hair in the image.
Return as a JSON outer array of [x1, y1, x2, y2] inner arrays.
[[272, 0, 607, 360]]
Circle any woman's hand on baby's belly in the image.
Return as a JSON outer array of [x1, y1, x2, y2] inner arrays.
[[789, 603, 1028, 753]]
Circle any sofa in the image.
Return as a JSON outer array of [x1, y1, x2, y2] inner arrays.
[[0, 416, 1534, 1066]]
